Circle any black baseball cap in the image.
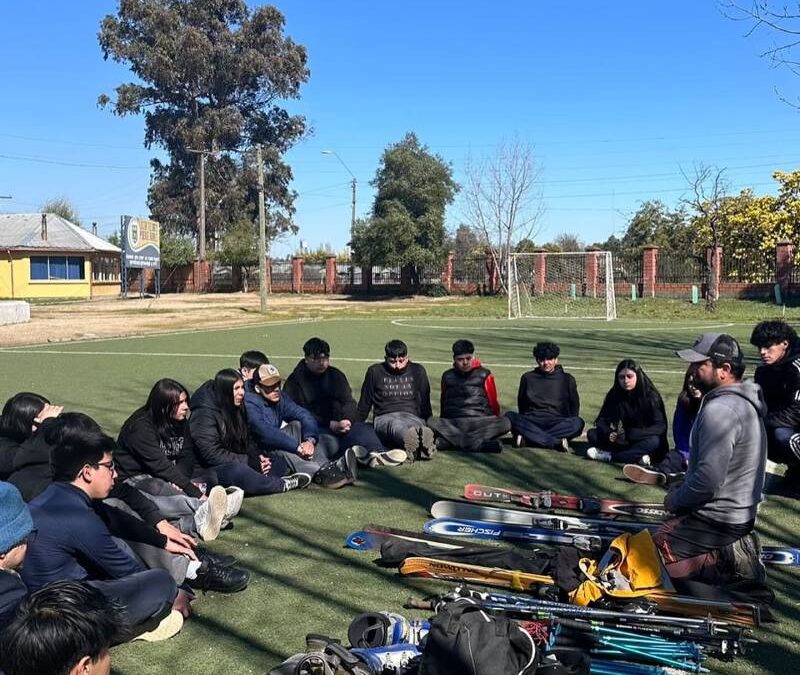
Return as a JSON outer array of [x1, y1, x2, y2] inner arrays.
[[676, 333, 743, 365]]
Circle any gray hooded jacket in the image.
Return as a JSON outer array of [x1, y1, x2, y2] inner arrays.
[[665, 378, 767, 525]]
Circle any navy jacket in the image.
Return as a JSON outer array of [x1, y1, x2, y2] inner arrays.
[[0, 569, 27, 627], [243, 381, 318, 454], [22, 483, 147, 591], [284, 360, 359, 426]]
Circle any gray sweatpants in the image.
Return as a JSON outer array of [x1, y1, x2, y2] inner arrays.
[[374, 412, 428, 448]]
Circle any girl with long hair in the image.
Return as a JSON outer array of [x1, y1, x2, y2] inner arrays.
[[189, 369, 309, 495], [0, 393, 61, 480], [585, 358, 668, 464]]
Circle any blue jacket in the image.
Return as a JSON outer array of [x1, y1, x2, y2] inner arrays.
[[244, 381, 318, 454], [672, 403, 696, 460], [0, 569, 27, 627], [22, 483, 146, 591]]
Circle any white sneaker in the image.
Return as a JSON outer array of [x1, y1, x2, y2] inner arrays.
[[194, 485, 227, 541], [224, 486, 244, 520], [586, 447, 612, 463], [640, 454, 651, 467], [368, 448, 408, 467], [133, 610, 184, 642]]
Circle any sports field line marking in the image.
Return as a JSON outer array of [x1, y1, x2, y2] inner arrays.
[[390, 319, 737, 332], [0, 348, 691, 375], [2, 316, 320, 349]]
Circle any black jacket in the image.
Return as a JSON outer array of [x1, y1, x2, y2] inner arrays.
[[754, 346, 800, 429], [357, 361, 433, 421], [284, 360, 359, 426], [594, 386, 668, 453], [0, 434, 22, 481], [517, 366, 580, 418], [441, 366, 493, 418], [189, 381, 251, 467], [116, 408, 201, 498], [8, 419, 163, 526]]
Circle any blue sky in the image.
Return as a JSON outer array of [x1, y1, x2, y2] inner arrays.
[[1, 1, 798, 258]]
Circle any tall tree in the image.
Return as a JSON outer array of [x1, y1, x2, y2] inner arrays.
[[351, 133, 458, 287], [548, 232, 585, 252], [462, 139, 544, 293], [683, 165, 729, 313], [40, 197, 82, 226], [98, 0, 309, 252]]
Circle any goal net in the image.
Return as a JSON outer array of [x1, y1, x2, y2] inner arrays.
[[508, 251, 617, 320]]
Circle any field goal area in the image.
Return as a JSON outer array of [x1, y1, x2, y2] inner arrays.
[[508, 251, 617, 321]]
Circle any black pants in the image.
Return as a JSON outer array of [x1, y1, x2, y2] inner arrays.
[[87, 568, 177, 629], [427, 415, 511, 451]]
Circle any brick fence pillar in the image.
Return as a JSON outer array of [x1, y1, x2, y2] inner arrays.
[[706, 246, 722, 300], [192, 259, 211, 292], [291, 256, 304, 293], [443, 251, 454, 292], [534, 251, 546, 295], [325, 255, 336, 293], [585, 249, 599, 298], [642, 245, 658, 298], [776, 240, 794, 292]]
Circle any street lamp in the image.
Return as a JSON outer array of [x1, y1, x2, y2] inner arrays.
[[321, 150, 357, 247]]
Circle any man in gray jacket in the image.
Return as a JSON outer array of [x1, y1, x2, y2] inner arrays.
[[654, 333, 767, 582]]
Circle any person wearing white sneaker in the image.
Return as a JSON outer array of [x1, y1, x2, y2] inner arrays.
[[356, 340, 434, 461], [584, 359, 668, 465], [585, 447, 612, 463], [117, 379, 242, 538], [284, 338, 405, 468]]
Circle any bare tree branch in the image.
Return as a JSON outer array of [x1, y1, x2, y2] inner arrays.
[[461, 138, 544, 293]]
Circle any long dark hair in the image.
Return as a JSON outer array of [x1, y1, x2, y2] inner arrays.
[[609, 358, 663, 422], [213, 369, 248, 453], [0, 392, 50, 443], [676, 365, 702, 417], [144, 378, 190, 443]]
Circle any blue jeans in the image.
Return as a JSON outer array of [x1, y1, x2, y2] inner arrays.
[[329, 422, 386, 453], [767, 426, 799, 466], [214, 460, 285, 496], [506, 412, 584, 449]]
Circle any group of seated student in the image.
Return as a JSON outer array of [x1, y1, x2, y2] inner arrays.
[[0, 321, 797, 662]]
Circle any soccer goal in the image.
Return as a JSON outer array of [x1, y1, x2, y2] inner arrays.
[[508, 251, 617, 320]]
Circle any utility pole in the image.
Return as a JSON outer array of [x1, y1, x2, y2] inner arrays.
[[349, 177, 356, 245], [256, 145, 268, 313]]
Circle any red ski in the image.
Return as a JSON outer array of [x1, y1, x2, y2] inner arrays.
[[463, 484, 669, 520]]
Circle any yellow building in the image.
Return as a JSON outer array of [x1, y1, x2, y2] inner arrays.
[[0, 213, 122, 299]]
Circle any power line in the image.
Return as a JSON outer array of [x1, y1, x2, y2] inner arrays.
[[0, 152, 144, 170]]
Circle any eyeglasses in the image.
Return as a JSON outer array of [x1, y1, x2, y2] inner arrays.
[[93, 460, 116, 472]]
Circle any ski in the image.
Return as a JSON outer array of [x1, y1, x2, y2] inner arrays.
[[398, 556, 554, 591], [344, 524, 498, 552], [427, 516, 799, 567], [464, 483, 670, 520], [425, 517, 605, 551], [431, 500, 655, 535]]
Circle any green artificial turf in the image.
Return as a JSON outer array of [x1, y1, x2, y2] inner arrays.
[[1, 307, 799, 673]]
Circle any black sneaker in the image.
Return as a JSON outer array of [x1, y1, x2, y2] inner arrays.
[[480, 439, 503, 453], [196, 547, 237, 568], [282, 472, 312, 492], [335, 447, 358, 483], [188, 562, 250, 593], [313, 462, 352, 490]]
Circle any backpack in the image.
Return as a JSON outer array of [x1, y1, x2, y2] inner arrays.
[[419, 598, 539, 675]]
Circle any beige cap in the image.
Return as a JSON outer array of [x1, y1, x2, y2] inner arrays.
[[256, 363, 281, 386]]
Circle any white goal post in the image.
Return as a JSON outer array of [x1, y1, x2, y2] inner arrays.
[[507, 251, 617, 321]]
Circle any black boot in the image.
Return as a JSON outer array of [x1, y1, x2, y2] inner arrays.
[[196, 547, 237, 568]]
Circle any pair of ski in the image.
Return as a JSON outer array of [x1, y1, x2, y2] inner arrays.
[[428, 500, 800, 566], [343, 525, 761, 627], [463, 483, 671, 520]]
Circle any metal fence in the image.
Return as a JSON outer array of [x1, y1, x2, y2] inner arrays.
[[612, 253, 642, 285], [656, 254, 706, 284], [271, 260, 292, 287], [721, 251, 775, 284]]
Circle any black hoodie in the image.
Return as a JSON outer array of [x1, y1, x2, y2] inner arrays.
[[754, 344, 800, 429], [516, 365, 580, 418], [356, 361, 432, 421], [284, 360, 359, 426]]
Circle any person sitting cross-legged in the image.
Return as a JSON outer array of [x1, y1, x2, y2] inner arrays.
[[20, 420, 183, 640], [190, 369, 311, 495], [283, 337, 407, 468], [357, 340, 435, 461], [505, 341, 583, 452], [428, 339, 511, 452], [245, 363, 357, 489]]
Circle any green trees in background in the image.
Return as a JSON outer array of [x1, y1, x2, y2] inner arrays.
[[351, 133, 459, 288], [98, 0, 309, 249]]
